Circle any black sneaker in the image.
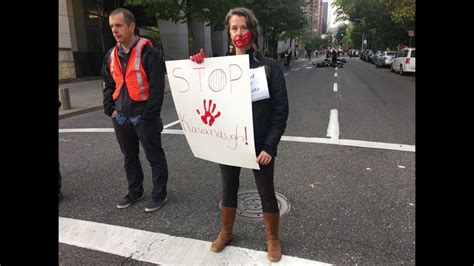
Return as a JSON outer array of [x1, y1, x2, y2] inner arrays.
[[144, 197, 167, 212], [116, 194, 144, 209]]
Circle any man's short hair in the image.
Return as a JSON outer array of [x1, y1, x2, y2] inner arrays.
[[109, 8, 135, 25]]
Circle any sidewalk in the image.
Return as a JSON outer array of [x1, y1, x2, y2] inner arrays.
[[59, 76, 171, 119], [58, 57, 319, 120]]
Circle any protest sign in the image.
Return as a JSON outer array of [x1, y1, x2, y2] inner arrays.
[[166, 54, 259, 169]]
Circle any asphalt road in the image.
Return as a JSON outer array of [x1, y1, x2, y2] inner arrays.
[[59, 57, 415, 265]]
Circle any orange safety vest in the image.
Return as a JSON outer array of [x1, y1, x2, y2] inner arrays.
[[109, 37, 152, 101]]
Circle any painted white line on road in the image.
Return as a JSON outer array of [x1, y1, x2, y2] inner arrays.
[[59, 128, 415, 152], [292, 68, 300, 71], [333, 83, 338, 92], [60, 128, 114, 133], [337, 139, 415, 152], [326, 109, 340, 139], [335, 67, 338, 71], [59, 217, 331, 266], [162, 129, 185, 135], [305, 66, 313, 69], [59, 128, 184, 134], [163, 120, 180, 129], [334, 73, 338, 77], [284, 73, 289, 76], [281, 136, 415, 152]]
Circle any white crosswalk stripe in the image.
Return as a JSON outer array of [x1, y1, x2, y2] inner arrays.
[[60, 217, 332, 265]]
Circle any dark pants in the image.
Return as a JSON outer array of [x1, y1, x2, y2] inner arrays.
[[112, 117, 168, 201], [219, 160, 279, 213]]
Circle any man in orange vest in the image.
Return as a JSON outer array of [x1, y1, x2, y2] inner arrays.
[[102, 8, 168, 212]]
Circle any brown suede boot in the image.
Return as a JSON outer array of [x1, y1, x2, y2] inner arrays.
[[210, 206, 236, 252], [263, 212, 282, 262]]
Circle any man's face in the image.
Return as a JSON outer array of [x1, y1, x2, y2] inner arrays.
[[109, 13, 134, 44]]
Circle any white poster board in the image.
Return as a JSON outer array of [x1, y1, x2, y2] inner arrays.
[[165, 54, 260, 170]]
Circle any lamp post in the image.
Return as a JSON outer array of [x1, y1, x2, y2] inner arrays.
[[408, 30, 415, 48], [354, 18, 365, 50]]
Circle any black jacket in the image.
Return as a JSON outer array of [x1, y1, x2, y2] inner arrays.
[[247, 49, 289, 157], [102, 38, 165, 121]]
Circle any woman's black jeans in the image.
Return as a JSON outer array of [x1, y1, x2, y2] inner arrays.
[[219, 160, 279, 213]]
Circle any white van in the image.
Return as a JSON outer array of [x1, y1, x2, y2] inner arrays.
[[391, 48, 416, 75]]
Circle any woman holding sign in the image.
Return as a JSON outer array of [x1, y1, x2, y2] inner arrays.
[[191, 7, 289, 262]]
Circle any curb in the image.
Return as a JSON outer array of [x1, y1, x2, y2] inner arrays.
[[59, 106, 103, 120], [59, 90, 172, 120]]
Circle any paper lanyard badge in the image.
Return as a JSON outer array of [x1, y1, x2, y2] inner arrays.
[[250, 66, 270, 102]]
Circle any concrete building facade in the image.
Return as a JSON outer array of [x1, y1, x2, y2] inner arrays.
[[305, 0, 323, 37], [321, 1, 328, 35], [59, 0, 228, 82]]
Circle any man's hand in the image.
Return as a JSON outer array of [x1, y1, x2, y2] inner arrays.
[[190, 48, 205, 64], [111, 110, 118, 118], [256, 150, 272, 165]]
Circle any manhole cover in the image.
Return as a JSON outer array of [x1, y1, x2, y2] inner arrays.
[[220, 189, 290, 222]]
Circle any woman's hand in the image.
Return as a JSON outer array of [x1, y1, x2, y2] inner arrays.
[[256, 150, 272, 165], [190, 48, 205, 64]]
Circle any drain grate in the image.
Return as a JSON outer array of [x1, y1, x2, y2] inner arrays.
[[220, 189, 290, 222]]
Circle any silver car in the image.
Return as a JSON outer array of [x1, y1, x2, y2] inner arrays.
[[374, 51, 397, 68]]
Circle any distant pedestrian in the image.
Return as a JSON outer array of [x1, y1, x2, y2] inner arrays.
[[285, 49, 292, 70], [102, 8, 169, 212], [332, 49, 338, 64]]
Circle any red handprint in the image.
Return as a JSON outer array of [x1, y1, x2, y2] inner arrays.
[[196, 99, 221, 126]]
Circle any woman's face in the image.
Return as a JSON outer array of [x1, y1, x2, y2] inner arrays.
[[228, 15, 251, 50]]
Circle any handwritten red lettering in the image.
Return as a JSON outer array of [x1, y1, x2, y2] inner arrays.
[[179, 113, 246, 150]]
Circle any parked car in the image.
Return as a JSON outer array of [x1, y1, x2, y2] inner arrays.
[[359, 49, 368, 60], [369, 51, 383, 63], [362, 49, 373, 61], [391, 48, 416, 75], [374, 51, 397, 68]]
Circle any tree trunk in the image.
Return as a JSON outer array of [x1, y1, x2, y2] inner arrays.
[[289, 37, 294, 54], [268, 33, 279, 57], [187, 14, 194, 56]]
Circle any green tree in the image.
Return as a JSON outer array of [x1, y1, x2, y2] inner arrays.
[[125, 0, 309, 55], [125, 0, 239, 55], [301, 33, 325, 52], [334, 23, 348, 46], [243, 0, 307, 54], [332, 0, 415, 50], [280, 16, 309, 54]]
